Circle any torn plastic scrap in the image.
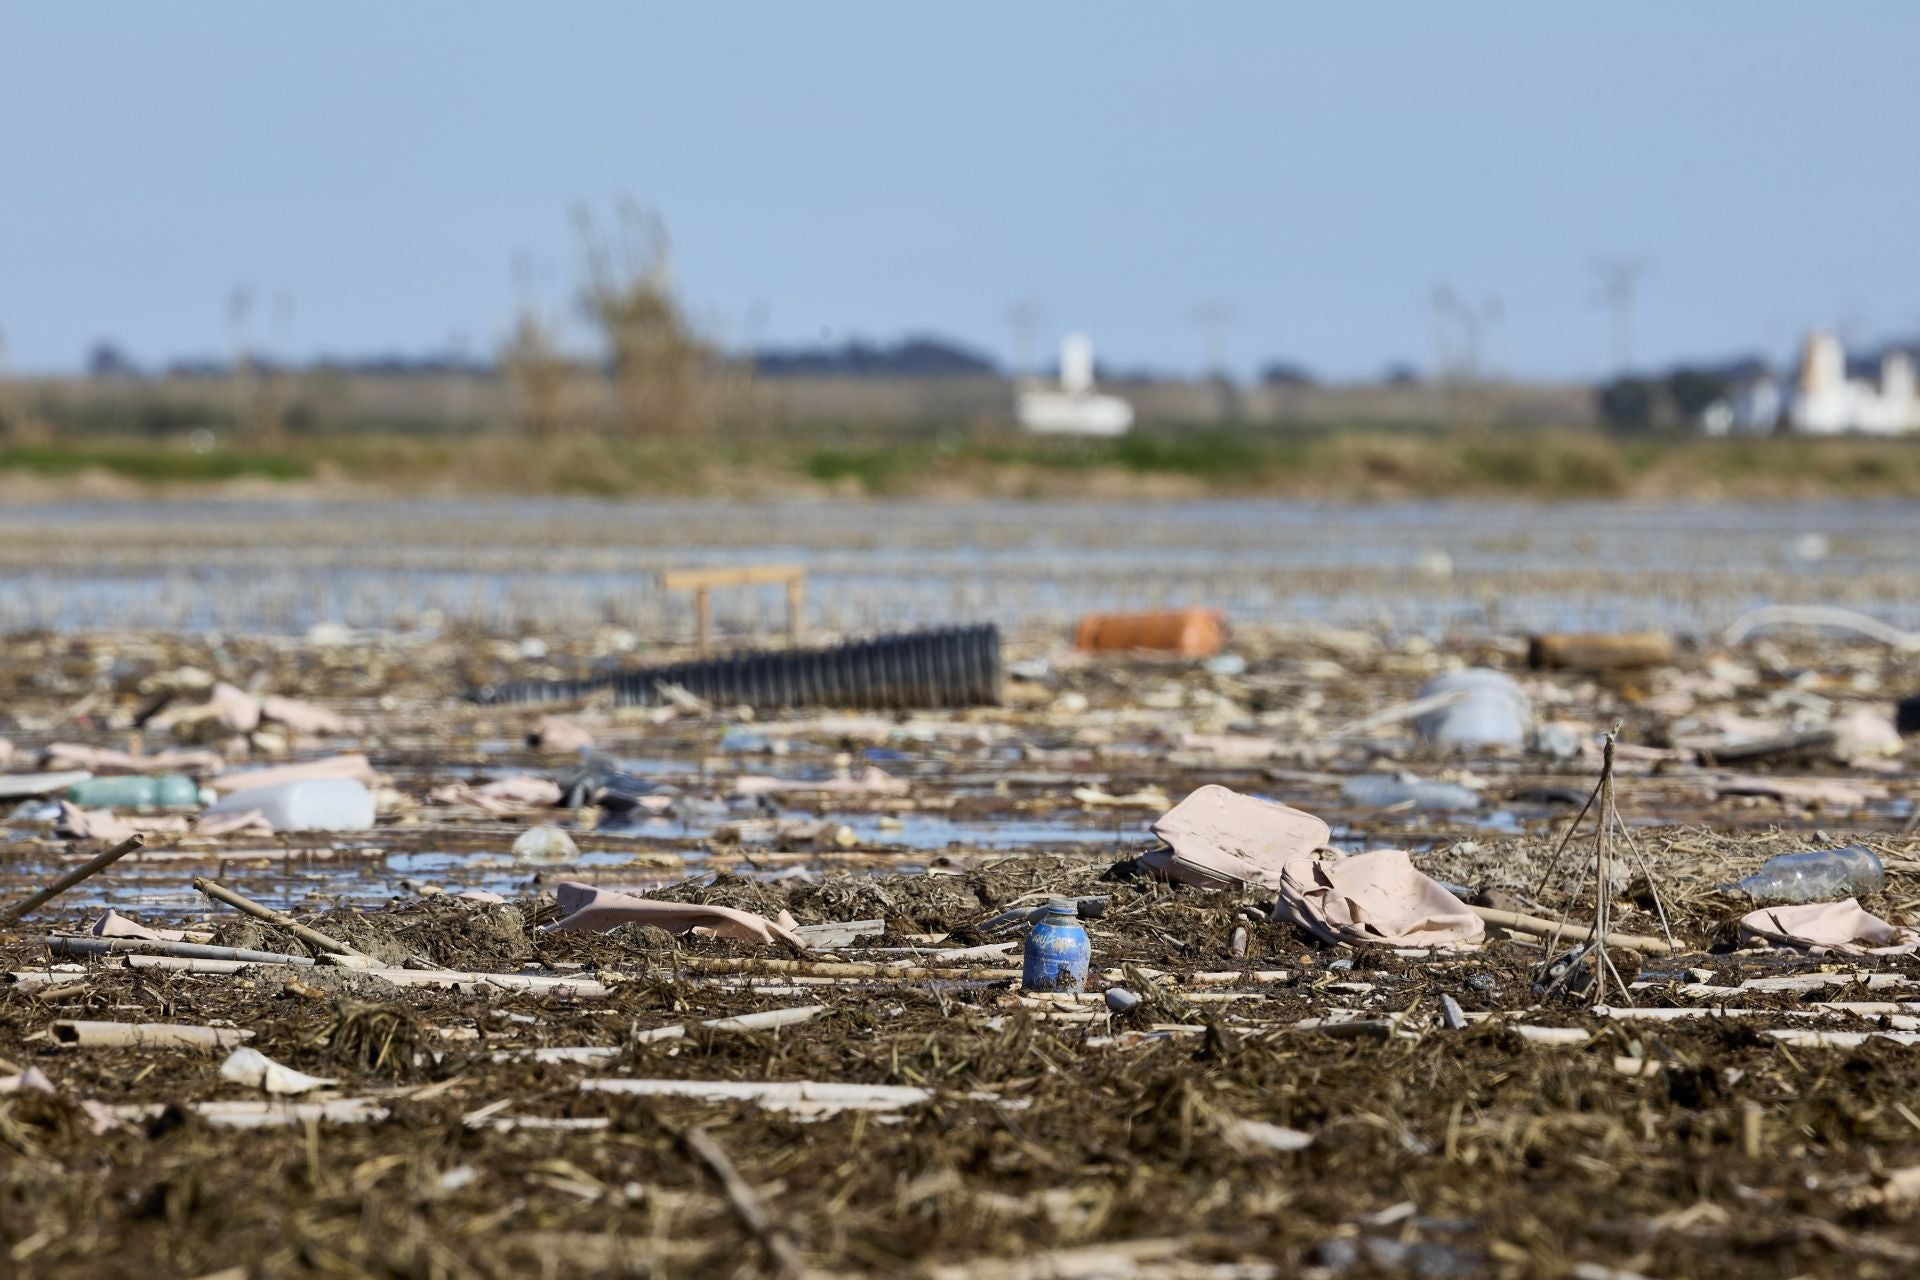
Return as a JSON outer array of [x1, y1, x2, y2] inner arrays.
[[546, 881, 806, 948], [1739, 898, 1919, 956], [1143, 784, 1329, 891], [219, 1047, 339, 1096], [1271, 849, 1485, 949]]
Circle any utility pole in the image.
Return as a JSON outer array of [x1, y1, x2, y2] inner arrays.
[[1190, 301, 1237, 379], [1004, 300, 1044, 380], [0, 326, 12, 440], [1592, 257, 1649, 373], [1430, 283, 1503, 384], [228, 286, 255, 439]]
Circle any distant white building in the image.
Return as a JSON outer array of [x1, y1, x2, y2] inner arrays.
[[1700, 331, 1920, 437], [1787, 331, 1920, 436], [1015, 334, 1134, 436], [1701, 376, 1783, 436]]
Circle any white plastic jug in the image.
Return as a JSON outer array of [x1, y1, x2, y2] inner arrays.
[[1413, 669, 1531, 749], [203, 778, 375, 832]]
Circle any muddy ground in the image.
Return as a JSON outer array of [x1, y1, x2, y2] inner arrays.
[[3, 622, 1919, 1278]]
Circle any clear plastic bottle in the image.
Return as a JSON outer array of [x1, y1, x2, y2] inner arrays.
[[1340, 772, 1480, 811], [1727, 845, 1886, 904]]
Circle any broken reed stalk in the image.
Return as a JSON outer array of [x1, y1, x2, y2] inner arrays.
[[1609, 807, 1675, 948], [1465, 907, 1673, 955], [681, 1124, 804, 1279], [53, 1019, 252, 1051], [1575, 723, 1676, 952], [0, 834, 146, 925], [45, 935, 317, 966], [675, 956, 1021, 982], [192, 876, 370, 960], [1327, 688, 1467, 740], [1529, 726, 1679, 998], [1532, 774, 1600, 900], [1593, 733, 1618, 1006]]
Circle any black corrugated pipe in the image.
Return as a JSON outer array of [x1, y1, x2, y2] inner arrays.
[[474, 624, 1003, 712]]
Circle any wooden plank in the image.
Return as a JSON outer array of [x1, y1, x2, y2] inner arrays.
[[660, 564, 805, 591]]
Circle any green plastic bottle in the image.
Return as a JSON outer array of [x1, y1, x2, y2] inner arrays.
[[65, 775, 201, 808]]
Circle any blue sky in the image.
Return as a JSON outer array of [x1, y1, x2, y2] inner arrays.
[[4, 2, 1917, 380]]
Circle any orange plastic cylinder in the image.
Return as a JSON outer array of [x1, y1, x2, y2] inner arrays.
[[1074, 608, 1226, 657]]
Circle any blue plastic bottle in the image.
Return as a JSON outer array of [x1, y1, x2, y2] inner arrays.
[[1021, 899, 1090, 993]]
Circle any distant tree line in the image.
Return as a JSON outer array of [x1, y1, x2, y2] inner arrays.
[[88, 335, 1344, 387], [1595, 357, 1767, 431], [87, 337, 1007, 382], [754, 336, 999, 378]]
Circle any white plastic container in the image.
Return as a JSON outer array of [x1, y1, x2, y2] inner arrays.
[[204, 778, 375, 832]]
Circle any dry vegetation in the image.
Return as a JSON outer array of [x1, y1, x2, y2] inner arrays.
[[3, 421, 1920, 502], [2, 623, 1920, 1277]]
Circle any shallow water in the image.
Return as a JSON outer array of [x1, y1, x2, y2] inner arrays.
[[3, 497, 1917, 636]]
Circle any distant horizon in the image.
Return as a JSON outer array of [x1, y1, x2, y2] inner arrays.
[[50, 326, 1907, 390], [5, 3, 1918, 380]]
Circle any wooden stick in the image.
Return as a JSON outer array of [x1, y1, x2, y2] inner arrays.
[[497, 1006, 826, 1064], [1325, 688, 1466, 740], [1469, 905, 1674, 955], [123, 956, 258, 975], [53, 1019, 253, 1051], [1171, 968, 1293, 986], [92, 1098, 390, 1128], [1593, 732, 1617, 1005], [1504, 1025, 1591, 1046], [5, 969, 86, 991], [673, 956, 1020, 982], [585, 1078, 935, 1113], [926, 1240, 1188, 1280], [0, 834, 146, 925], [1015, 990, 1257, 1007], [638, 1003, 825, 1043], [681, 1124, 804, 1279], [357, 968, 608, 999], [46, 935, 316, 966], [192, 876, 369, 959], [1766, 1029, 1920, 1049], [1532, 772, 1600, 898], [684, 964, 1284, 989]]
